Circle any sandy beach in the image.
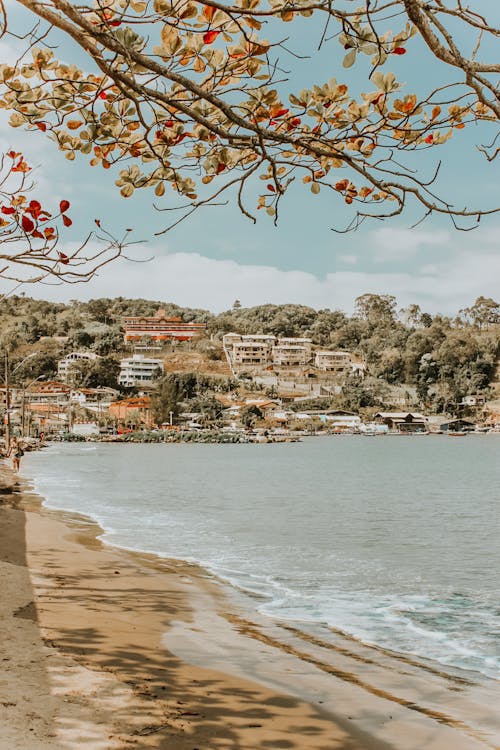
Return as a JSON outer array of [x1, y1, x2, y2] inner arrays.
[[1, 463, 499, 750]]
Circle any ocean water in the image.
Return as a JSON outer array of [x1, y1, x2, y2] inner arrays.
[[23, 436, 500, 679]]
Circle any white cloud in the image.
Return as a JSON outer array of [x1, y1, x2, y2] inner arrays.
[[338, 254, 358, 265], [370, 227, 451, 262], [3, 224, 499, 315]]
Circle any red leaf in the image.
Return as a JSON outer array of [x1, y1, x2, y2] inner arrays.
[[216, 162, 226, 175], [59, 200, 70, 213], [425, 134, 434, 144], [266, 183, 276, 193], [1, 206, 16, 215], [6, 150, 20, 159], [44, 227, 56, 239], [203, 30, 219, 44], [31, 230, 44, 239], [109, 20, 121, 26], [392, 47, 406, 55], [94, 219, 102, 227], [203, 4, 216, 21], [59, 252, 69, 264], [21, 215, 35, 233], [27, 200, 42, 218], [62, 214, 73, 227], [35, 121, 47, 132], [98, 91, 108, 100]]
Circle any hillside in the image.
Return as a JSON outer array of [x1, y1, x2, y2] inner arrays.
[[1, 294, 499, 413]]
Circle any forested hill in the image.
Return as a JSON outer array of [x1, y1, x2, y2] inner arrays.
[[1, 294, 499, 412]]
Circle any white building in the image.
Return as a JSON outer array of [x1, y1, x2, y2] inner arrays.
[[460, 394, 486, 407], [57, 351, 100, 383], [118, 355, 164, 387], [70, 387, 120, 410]]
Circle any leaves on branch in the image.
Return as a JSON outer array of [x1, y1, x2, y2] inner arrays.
[[0, 0, 496, 232]]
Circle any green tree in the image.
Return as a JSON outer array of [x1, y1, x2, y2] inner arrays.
[[460, 297, 500, 329], [151, 377, 181, 425], [354, 294, 397, 327]]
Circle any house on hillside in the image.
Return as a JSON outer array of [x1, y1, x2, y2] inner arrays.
[[460, 394, 487, 407], [70, 387, 120, 411], [118, 355, 164, 387], [57, 351, 100, 383], [223, 333, 275, 367], [373, 412, 427, 433], [272, 339, 312, 366], [314, 351, 365, 377], [123, 309, 207, 342], [26, 381, 71, 405]]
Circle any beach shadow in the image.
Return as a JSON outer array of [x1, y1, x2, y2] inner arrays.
[[41, 561, 393, 750], [0, 471, 68, 749]]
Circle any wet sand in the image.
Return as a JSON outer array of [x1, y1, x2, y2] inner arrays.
[[1, 465, 499, 750]]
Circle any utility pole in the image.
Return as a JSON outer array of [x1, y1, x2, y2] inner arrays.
[[4, 352, 10, 451]]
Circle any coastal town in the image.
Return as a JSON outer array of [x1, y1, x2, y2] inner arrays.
[[2, 297, 500, 444]]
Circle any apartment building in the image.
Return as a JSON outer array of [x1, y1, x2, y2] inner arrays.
[[26, 381, 71, 405], [57, 351, 100, 383], [272, 338, 312, 366], [223, 333, 275, 366], [123, 309, 207, 342], [118, 354, 164, 387], [314, 350, 366, 377], [223, 332, 363, 377]]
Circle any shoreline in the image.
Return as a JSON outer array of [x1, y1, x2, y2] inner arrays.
[[1, 464, 499, 749]]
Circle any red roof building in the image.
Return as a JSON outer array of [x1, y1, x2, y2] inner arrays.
[[123, 309, 207, 342]]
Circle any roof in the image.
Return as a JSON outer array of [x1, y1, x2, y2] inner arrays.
[[28, 381, 71, 392], [109, 397, 151, 408], [214, 394, 239, 407], [326, 409, 357, 416], [375, 412, 425, 420], [244, 399, 279, 408]]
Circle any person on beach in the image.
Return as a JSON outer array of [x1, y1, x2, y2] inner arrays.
[[8, 438, 24, 473]]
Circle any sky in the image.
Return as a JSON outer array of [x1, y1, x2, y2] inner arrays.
[[0, 1, 498, 315]]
